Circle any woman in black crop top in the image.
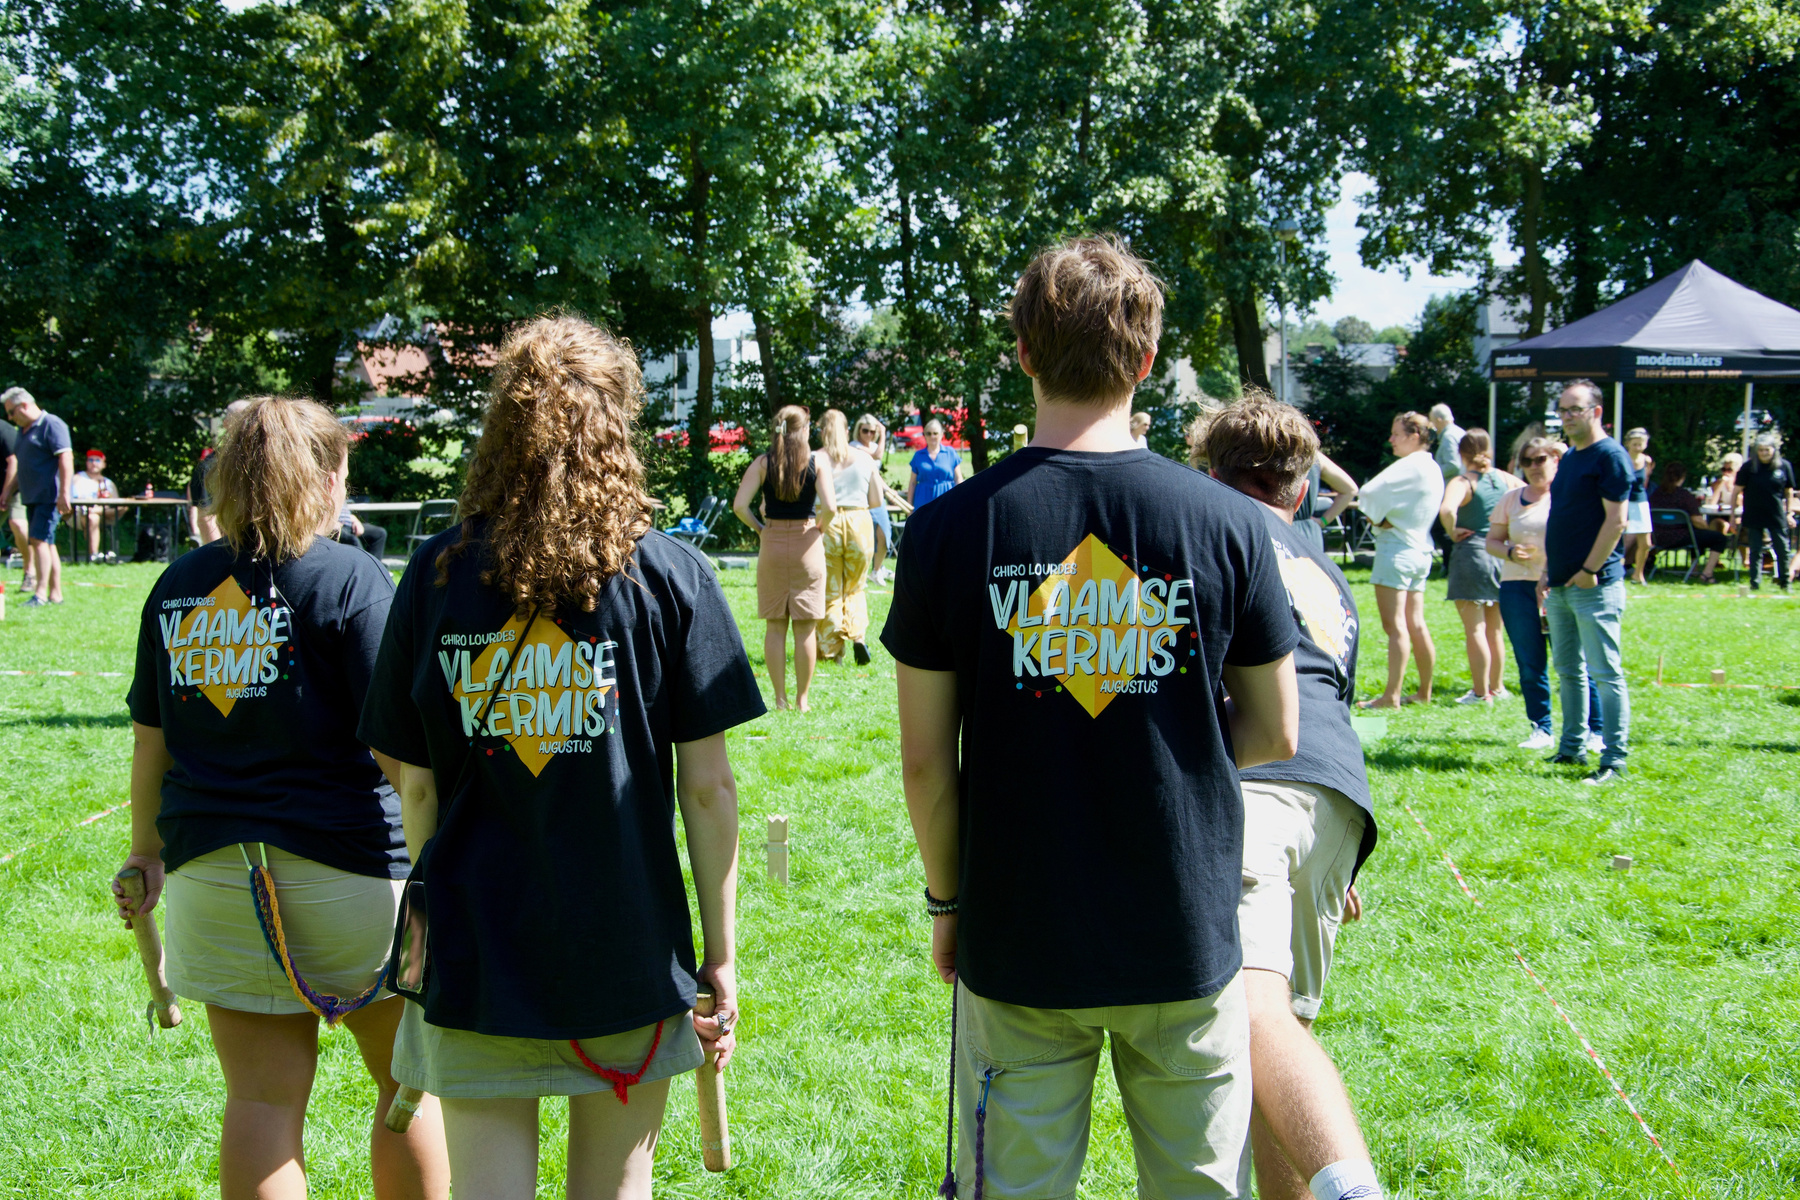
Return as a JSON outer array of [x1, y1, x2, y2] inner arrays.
[[732, 405, 838, 709]]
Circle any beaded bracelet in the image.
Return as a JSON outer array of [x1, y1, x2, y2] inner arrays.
[[925, 888, 959, 917]]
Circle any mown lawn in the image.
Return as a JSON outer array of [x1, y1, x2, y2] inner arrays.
[[1, 558, 1796, 1198]]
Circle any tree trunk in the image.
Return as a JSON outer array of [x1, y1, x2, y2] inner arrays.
[[898, 190, 917, 315], [752, 307, 782, 419], [1521, 162, 1548, 338], [1520, 159, 1548, 412], [685, 143, 713, 501], [688, 305, 715, 497], [964, 283, 989, 471], [1228, 290, 1271, 390]]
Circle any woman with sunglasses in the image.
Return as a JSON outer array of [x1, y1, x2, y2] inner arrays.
[[1487, 437, 1603, 752], [360, 315, 763, 1196]]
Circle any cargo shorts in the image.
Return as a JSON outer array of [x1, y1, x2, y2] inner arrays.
[[950, 975, 1251, 1199]]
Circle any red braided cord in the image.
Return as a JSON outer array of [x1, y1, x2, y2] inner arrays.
[[569, 1020, 665, 1104]]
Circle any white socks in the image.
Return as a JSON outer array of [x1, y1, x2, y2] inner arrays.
[[1309, 1159, 1384, 1200]]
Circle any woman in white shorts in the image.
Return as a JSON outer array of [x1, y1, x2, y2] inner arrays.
[[358, 315, 764, 1197], [1623, 427, 1655, 584], [115, 396, 448, 1199], [1356, 411, 1446, 708]]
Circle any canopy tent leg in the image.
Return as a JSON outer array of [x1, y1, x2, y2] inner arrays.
[[1743, 382, 1755, 454], [1487, 382, 1496, 435], [1613, 381, 1624, 441]]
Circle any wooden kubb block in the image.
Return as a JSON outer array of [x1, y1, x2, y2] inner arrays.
[[766, 815, 790, 884]]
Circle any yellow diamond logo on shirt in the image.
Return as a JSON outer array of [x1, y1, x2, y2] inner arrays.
[[452, 614, 614, 777], [196, 575, 257, 718], [1001, 534, 1191, 718]]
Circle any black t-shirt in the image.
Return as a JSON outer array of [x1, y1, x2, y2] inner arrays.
[[357, 526, 766, 1039], [126, 538, 404, 877], [1239, 509, 1376, 877], [1735, 458, 1795, 526], [1546, 437, 1633, 586], [879, 447, 1298, 1009]]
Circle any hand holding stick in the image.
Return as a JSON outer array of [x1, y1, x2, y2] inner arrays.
[[114, 867, 180, 1029], [693, 988, 732, 1172]]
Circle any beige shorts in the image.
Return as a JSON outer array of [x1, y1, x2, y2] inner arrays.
[[757, 517, 826, 620], [952, 977, 1250, 1199], [393, 1004, 704, 1099], [164, 845, 403, 1015], [1238, 780, 1367, 1020]]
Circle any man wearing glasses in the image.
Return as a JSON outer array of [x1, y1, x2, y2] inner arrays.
[[1537, 380, 1632, 785]]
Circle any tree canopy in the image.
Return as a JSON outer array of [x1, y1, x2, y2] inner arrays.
[[3, 0, 1796, 500]]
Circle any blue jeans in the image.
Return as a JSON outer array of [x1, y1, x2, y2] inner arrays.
[[1545, 581, 1630, 768], [1498, 581, 1600, 737]]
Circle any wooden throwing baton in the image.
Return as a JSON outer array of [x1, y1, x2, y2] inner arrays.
[[385, 1085, 425, 1133], [115, 867, 181, 1029], [694, 989, 732, 1171]]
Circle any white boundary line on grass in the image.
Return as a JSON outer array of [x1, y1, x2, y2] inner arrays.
[[0, 671, 124, 677], [1399, 800, 1686, 1184], [0, 802, 127, 866]]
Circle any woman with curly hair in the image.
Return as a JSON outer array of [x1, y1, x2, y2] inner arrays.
[[115, 395, 448, 1200], [358, 314, 765, 1197]]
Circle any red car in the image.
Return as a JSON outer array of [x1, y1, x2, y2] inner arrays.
[[653, 423, 748, 452]]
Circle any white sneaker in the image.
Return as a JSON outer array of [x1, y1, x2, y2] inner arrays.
[[1491, 686, 1511, 700], [1518, 729, 1555, 750], [1585, 732, 1606, 754], [1455, 690, 1491, 705]]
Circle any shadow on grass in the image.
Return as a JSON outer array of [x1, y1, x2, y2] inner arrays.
[[0, 713, 132, 730], [1363, 745, 1478, 772], [1735, 741, 1800, 754]]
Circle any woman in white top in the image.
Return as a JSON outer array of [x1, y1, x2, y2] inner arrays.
[[818, 409, 883, 665], [1487, 437, 1601, 750], [1356, 411, 1446, 708]]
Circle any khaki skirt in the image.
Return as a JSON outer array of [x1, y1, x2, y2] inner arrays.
[[164, 845, 403, 1015], [393, 1003, 704, 1099], [757, 517, 826, 620]]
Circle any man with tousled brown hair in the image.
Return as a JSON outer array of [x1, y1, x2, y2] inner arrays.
[[1204, 396, 1386, 1200], [885, 237, 1300, 1198]]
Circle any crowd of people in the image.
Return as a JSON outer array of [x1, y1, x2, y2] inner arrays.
[[16, 231, 1784, 1200]]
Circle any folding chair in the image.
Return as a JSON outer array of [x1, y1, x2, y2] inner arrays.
[[407, 499, 460, 552], [1647, 508, 1701, 583], [668, 496, 726, 551]]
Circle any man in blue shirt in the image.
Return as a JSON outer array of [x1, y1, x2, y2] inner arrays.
[[1, 387, 74, 605], [1538, 380, 1632, 784]]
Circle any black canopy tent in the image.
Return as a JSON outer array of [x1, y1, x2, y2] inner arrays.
[[1484, 260, 1800, 451]]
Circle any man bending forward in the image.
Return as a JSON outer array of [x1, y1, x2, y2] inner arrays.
[[1204, 396, 1384, 1200]]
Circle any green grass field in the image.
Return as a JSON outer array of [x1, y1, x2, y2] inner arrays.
[[2, 558, 1797, 1198]]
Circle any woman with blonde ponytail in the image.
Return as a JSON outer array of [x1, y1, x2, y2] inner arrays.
[[115, 395, 448, 1200], [1439, 427, 1523, 703], [733, 404, 837, 709], [359, 315, 763, 1196]]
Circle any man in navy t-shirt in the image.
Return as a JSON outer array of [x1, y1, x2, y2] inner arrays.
[[1540, 380, 1632, 784], [884, 237, 1299, 1199]]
